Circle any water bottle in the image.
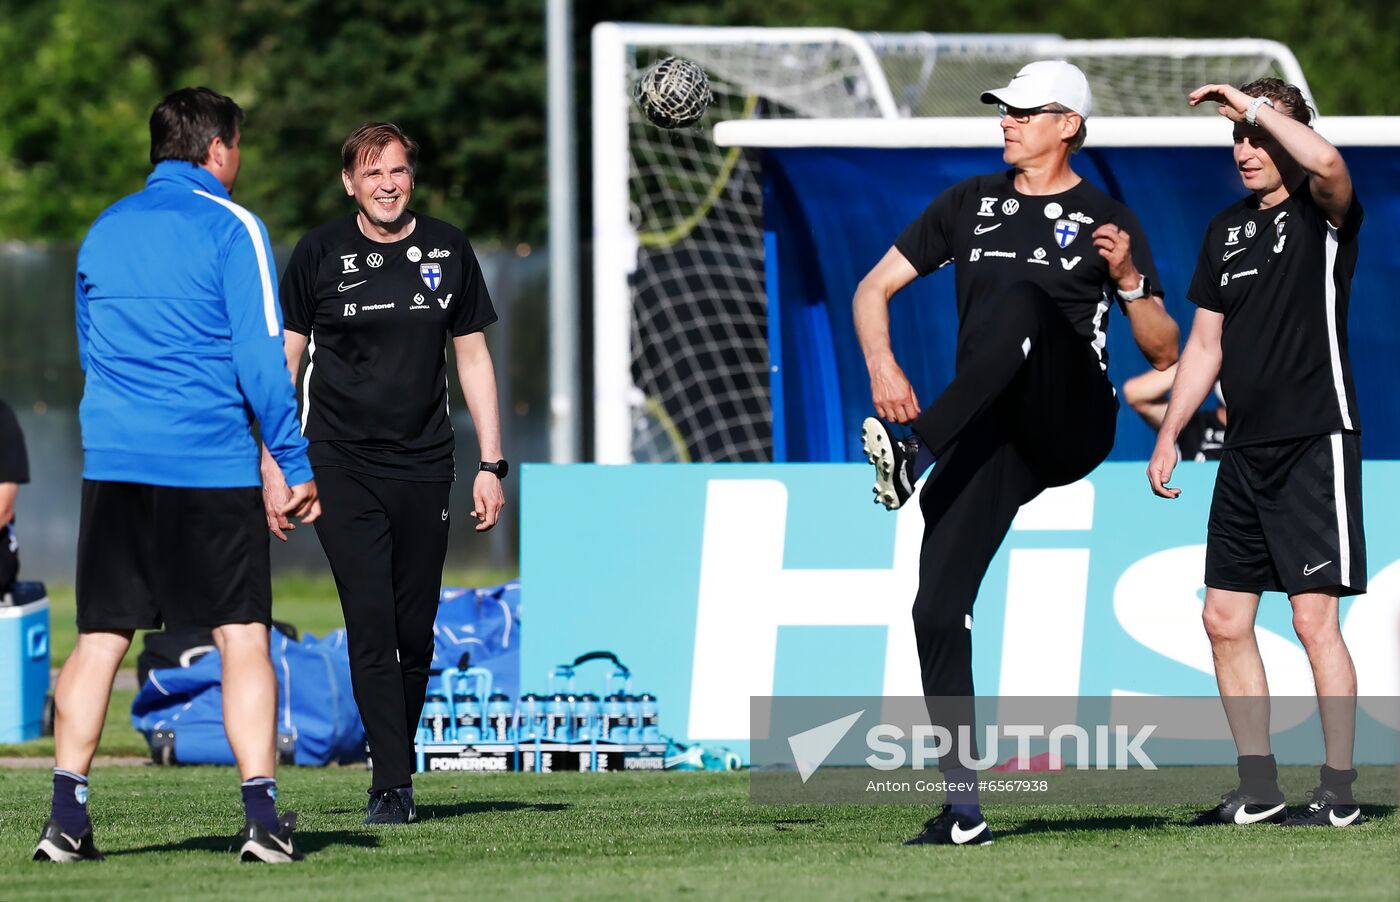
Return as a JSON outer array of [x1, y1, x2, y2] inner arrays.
[[485, 691, 513, 743], [623, 694, 644, 743], [453, 693, 482, 742], [573, 693, 600, 742], [517, 693, 544, 742], [421, 694, 451, 744], [545, 693, 571, 742], [438, 667, 460, 701], [602, 692, 630, 742], [638, 692, 660, 742]]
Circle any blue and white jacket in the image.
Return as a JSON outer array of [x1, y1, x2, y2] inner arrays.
[[75, 161, 311, 488]]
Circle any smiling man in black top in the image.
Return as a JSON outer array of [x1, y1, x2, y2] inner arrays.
[[854, 61, 1179, 845], [1150, 79, 1367, 829], [264, 122, 505, 825]]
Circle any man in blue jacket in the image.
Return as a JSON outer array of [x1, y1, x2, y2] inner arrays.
[[34, 87, 319, 865]]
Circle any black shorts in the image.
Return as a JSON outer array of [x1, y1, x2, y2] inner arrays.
[[75, 480, 272, 631], [1205, 432, 1365, 596], [0, 523, 17, 594]]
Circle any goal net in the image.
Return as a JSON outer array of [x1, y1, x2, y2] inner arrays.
[[592, 26, 1309, 462]]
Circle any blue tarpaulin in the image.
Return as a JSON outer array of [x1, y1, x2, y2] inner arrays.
[[763, 146, 1400, 461]]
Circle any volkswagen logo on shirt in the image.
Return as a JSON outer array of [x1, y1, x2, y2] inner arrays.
[[420, 262, 443, 291], [366, 253, 384, 268]]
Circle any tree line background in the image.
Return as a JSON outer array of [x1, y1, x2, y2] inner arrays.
[[1, 0, 1395, 247]]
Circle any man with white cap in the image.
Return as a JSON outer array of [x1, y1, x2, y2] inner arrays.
[[853, 61, 1179, 845]]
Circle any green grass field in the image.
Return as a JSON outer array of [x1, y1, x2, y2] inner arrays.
[[2, 769, 1396, 900], [7, 574, 1396, 897]]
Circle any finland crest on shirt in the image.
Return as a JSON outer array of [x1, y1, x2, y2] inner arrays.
[[420, 262, 442, 291], [1053, 219, 1080, 248]]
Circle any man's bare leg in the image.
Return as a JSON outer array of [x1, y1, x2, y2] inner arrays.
[[1289, 591, 1357, 771], [212, 622, 277, 780], [1203, 588, 1271, 755], [53, 630, 133, 775], [37, 629, 133, 859]]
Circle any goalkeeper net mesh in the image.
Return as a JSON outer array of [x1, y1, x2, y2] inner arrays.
[[612, 31, 1302, 461]]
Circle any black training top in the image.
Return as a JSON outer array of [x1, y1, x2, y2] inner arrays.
[[895, 170, 1162, 374], [1187, 187, 1363, 448], [0, 398, 27, 551], [1178, 407, 1227, 462], [281, 213, 498, 481], [0, 399, 28, 485]]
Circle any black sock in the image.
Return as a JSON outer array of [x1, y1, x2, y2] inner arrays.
[[51, 769, 90, 834], [241, 777, 279, 831], [942, 767, 981, 819], [913, 442, 936, 478], [1237, 754, 1281, 801], [1319, 765, 1358, 803]]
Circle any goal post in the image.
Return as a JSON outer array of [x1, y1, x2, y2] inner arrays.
[[590, 26, 1320, 464]]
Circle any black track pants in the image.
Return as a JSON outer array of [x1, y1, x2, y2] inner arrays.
[[312, 467, 451, 790], [909, 283, 1117, 762]]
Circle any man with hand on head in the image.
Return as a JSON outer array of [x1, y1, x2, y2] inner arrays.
[[1150, 78, 1368, 829]]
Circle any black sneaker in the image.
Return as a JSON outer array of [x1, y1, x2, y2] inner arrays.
[[903, 806, 994, 846], [861, 417, 918, 510], [238, 811, 304, 863], [32, 818, 103, 862], [1189, 788, 1287, 826], [1282, 787, 1366, 827], [364, 787, 417, 825]]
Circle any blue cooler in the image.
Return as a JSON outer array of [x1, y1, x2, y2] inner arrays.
[[0, 582, 50, 743]]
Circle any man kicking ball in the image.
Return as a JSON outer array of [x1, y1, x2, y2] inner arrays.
[[854, 61, 1178, 844]]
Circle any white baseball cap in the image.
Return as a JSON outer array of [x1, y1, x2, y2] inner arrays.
[[981, 60, 1094, 118]]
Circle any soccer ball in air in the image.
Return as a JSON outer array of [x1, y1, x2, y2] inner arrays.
[[634, 57, 714, 130]]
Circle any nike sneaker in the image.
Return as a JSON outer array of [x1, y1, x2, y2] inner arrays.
[[32, 818, 103, 862], [1189, 788, 1286, 826], [364, 787, 417, 825], [861, 417, 918, 511], [238, 811, 304, 863], [1282, 787, 1366, 828], [903, 806, 994, 846]]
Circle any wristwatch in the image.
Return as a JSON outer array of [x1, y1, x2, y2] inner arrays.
[[1117, 274, 1152, 302], [479, 459, 509, 479], [1245, 95, 1274, 126]]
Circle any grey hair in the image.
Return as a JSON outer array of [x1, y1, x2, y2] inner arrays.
[[1069, 120, 1088, 153]]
